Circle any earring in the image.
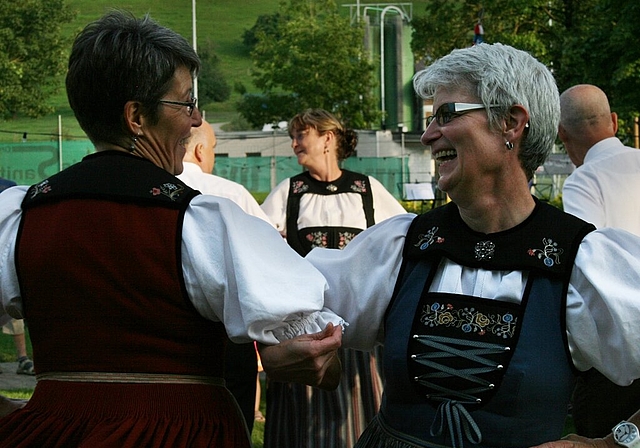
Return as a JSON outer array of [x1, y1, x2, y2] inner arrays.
[[505, 141, 514, 150], [129, 132, 141, 152]]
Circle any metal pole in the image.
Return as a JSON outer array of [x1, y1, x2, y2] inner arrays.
[[635, 117, 639, 149], [271, 127, 277, 190], [399, 124, 405, 184], [58, 115, 63, 171], [192, 0, 198, 99], [380, 6, 406, 130]]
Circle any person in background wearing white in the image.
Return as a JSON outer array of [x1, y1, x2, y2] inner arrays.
[[178, 120, 273, 226], [261, 108, 407, 448], [559, 84, 640, 232], [177, 119, 273, 434], [559, 84, 640, 438], [0, 178, 34, 377]]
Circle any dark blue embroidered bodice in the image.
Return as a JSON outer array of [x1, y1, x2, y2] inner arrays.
[[380, 200, 595, 447]]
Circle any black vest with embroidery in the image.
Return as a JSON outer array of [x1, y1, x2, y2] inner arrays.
[[285, 170, 374, 256], [380, 200, 595, 447]]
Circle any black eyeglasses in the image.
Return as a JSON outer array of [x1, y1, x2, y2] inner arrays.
[[427, 102, 497, 126], [159, 97, 198, 116]]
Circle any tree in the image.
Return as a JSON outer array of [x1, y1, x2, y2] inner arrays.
[[241, 12, 288, 52], [411, 0, 556, 67], [0, 0, 75, 119], [410, 0, 640, 143], [197, 40, 231, 105], [557, 0, 640, 143], [237, 0, 380, 129]]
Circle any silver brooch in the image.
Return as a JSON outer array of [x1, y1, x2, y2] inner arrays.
[[326, 184, 338, 192], [475, 240, 495, 261]]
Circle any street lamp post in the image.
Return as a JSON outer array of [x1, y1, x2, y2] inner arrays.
[[192, 0, 198, 99]]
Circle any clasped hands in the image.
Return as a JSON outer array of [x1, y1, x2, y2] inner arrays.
[[258, 322, 343, 390]]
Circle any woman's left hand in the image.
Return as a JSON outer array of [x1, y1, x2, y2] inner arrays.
[[258, 322, 343, 390]]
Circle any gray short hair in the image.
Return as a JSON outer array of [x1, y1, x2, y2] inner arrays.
[[413, 43, 559, 180], [66, 10, 200, 146]]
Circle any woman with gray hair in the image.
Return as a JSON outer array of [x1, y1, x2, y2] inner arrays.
[[305, 43, 640, 447]]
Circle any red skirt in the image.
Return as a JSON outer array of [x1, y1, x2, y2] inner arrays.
[[0, 380, 251, 447]]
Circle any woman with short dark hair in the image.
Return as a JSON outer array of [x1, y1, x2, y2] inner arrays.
[[0, 11, 343, 447]]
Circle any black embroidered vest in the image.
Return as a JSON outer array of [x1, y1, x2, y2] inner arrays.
[[285, 170, 374, 256]]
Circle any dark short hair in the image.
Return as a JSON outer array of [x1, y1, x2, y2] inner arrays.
[[66, 10, 200, 145]]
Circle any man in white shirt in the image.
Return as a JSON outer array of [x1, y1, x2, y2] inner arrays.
[[559, 84, 640, 233], [177, 120, 273, 434], [559, 84, 640, 437], [177, 120, 273, 225]]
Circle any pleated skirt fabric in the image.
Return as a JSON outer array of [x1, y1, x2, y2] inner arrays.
[[264, 346, 384, 448], [0, 380, 251, 448]]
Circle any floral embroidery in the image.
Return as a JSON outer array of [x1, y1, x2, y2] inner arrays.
[[29, 180, 52, 198], [305, 231, 357, 249], [528, 237, 563, 267], [149, 183, 184, 201], [306, 231, 328, 248], [350, 180, 367, 194], [292, 180, 308, 194], [338, 231, 357, 249], [414, 226, 445, 250], [475, 240, 496, 261], [420, 302, 517, 339]]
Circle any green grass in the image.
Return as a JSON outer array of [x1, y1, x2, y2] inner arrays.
[[0, 1, 426, 141], [0, 330, 32, 363]]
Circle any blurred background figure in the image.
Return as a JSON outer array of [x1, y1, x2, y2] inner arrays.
[[261, 108, 407, 448], [178, 119, 272, 225], [1, 319, 34, 376], [0, 177, 34, 377], [559, 83, 640, 438], [559, 84, 640, 232], [0, 177, 16, 192], [177, 119, 273, 434]]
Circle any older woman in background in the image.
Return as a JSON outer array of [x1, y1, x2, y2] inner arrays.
[[261, 108, 406, 448], [0, 11, 342, 447], [305, 43, 640, 447]]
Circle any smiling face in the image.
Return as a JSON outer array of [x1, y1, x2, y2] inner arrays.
[[141, 66, 202, 175], [290, 126, 332, 170], [421, 87, 505, 203]]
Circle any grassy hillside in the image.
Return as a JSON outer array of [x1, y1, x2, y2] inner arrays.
[[0, 0, 424, 141]]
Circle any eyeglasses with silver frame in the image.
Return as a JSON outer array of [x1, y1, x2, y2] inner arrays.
[[427, 102, 498, 126]]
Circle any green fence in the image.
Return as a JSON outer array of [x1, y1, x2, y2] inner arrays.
[[0, 141, 407, 198], [213, 156, 406, 197], [0, 141, 95, 185]]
